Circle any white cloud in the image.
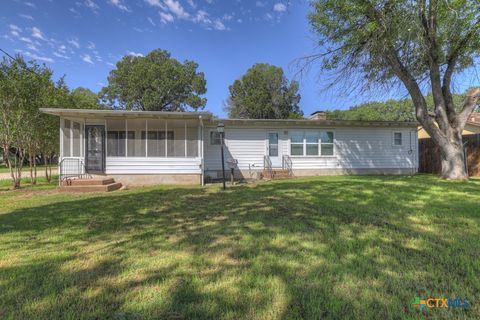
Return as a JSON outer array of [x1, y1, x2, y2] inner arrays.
[[58, 45, 67, 54], [17, 50, 54, 63], [273, 3, 287, 12], [53, 51, 70, 59], [26, 43, 39, 52], [147, 17, 156, 26], [109, 0, 130, 12], [9, 25, 21, 37], [87, 41, 96, 50], [20, 37, 33, 43], [68, 39, 80, 49], [127, 51, 144, 57], [144, 0, 164, 8], [163, 0, 189, 19], [32, 27, 47, 41], [212, 20, 226, 31], [146, 0, 228, 31], [23, 2, 36, 8], [159, 11, 174, 24], [83, 0, 99, 13], [82, 54, 94, 64], [18, 14, 34, 20]]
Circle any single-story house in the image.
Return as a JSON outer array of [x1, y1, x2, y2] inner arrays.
[[40, 108, 419, 186]]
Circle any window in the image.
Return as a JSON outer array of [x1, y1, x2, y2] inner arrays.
[[290, 131, 304, 156], [210, 131, 222, 145], [393, 132, 403, 146], [290, 130, 334, 156], [306, 132, 319, 155], [320, 131, 334, 156]]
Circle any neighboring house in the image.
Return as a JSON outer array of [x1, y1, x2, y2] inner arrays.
[[40, 108, 419, 186], [418, 112, 480, 139]]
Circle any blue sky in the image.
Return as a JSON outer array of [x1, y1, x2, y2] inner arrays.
[[2, 0, 477, 117]]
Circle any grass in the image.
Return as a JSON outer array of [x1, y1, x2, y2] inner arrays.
[[0, 175, 479, 319]]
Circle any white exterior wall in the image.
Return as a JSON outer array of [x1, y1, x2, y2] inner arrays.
[[203, 126, 418, 174], [204, 128, 267, 172], [105, 157, 201, 174]]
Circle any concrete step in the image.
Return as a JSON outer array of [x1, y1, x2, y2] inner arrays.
[[65, 178, 115, 186], [59, 182, 122, 193], [262, 169, 293, 180]]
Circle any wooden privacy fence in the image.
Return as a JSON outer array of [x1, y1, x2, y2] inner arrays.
[[419, 134, 480, 176]]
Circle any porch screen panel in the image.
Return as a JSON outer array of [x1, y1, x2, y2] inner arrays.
[[72, 121, 81, 157], [63, 119, 71, 157], [186, 121, 198, 157], [106, 119, 126, 157], [171, 120, 186, 157], [126, 119, 146, 157], [146, 119, 165, 157]]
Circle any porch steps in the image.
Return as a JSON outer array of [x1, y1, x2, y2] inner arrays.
[[262, 169, 293, 180], [59, 178, 122, 192]]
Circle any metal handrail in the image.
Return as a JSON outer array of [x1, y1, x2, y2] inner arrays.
[[282, 155, 294, 177], [59, 158, 90, 185], [264, 155, 273, 179]]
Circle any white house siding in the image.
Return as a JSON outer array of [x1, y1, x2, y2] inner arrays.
[[203, 126, 418, 176], [335, 128, 417, 169], [203, 127, 268, 174], [105, 157, 202, 175]]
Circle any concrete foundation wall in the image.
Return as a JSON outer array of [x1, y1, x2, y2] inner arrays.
[[91, 174, 201, 186]]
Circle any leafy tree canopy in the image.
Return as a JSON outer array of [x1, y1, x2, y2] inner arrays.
[[71, 87, 103, 109], [226, 63, 302, 119], [100, 49, 207, 111], [327, 92, 469, 122]]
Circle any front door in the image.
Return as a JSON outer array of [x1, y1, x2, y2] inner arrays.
[[267, 131, 282, 167], [85, 125, 105, 173]]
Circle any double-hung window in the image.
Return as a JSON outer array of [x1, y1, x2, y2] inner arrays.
[[320, 131, 334, 155], [305, 132, 319, 155], [290, 132, 304, 156], [393, 132, 403, 146], [289, 130, 334, 156]]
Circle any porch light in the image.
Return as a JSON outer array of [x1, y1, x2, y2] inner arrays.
[[217, 123, 225, 133]]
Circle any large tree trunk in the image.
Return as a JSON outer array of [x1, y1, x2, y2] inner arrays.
[[438, 135, 467, 180]]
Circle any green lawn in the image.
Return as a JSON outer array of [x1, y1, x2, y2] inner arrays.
[[0, 176, 478, 319]]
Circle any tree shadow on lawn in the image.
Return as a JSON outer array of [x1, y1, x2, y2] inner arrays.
[[0, 176, 479, 319]]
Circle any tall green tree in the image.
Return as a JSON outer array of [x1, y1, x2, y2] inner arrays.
[[71, 87, 103, 109], [226, 63, 302, 119], [308, 0, 480, 179], [327, 92, 469, 121], [100, 49, 207, 111], [0, 56, 53, 188]]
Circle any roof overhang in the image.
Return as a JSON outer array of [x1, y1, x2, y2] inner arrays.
[[40, 108, 212, 120], [207, 118, 418, 128], [39, 108, 418, 128]]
